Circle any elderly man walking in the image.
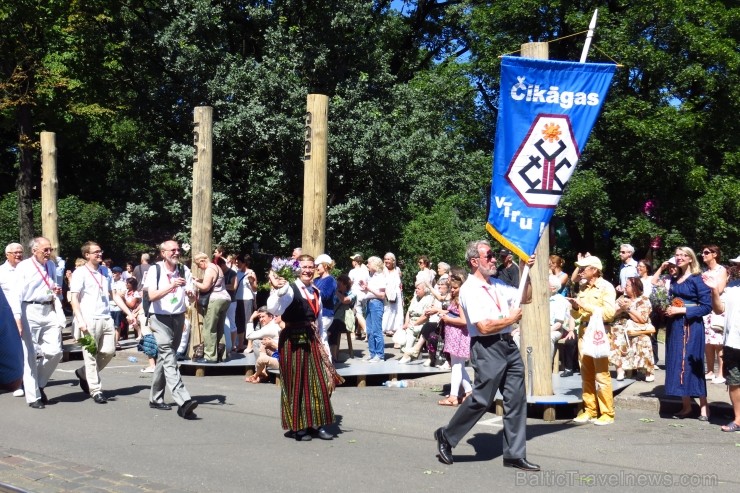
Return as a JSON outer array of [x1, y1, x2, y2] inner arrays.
[[434, 240, 539, 471], [9, 237, 66, 409], [144, 240, 199, 418]]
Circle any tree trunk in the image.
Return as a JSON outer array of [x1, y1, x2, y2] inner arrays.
[[17, 103, 35, 254]]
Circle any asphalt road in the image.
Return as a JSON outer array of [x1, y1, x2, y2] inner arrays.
[[1, 355, 739, 493]]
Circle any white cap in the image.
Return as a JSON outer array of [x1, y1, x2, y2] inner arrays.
[[667, 257, 676, 265], [730, 255, 740, 264], [315, 254, 333, 266]]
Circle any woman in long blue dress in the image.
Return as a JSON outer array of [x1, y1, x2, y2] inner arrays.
[[663, 246, 712, 420]]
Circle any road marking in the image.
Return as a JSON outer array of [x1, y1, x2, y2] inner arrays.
[[478, 416, 504, 427]]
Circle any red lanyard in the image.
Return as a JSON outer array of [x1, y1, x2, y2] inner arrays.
[[302, 286, 320, 317], [32, 258, 54, 290], [85, 266, 104, 291], [482, 285, 503, 313]]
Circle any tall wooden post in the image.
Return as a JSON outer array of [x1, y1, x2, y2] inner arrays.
[[40, 131, 60, 257], [302, 94, 328, 258], [519, 42, 555, 406], [192, 106, 213, 271]]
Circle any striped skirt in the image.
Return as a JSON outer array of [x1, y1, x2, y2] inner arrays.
[[278, 327, 335, 431]]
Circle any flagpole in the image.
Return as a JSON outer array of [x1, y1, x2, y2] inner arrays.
[[579, 9, 598, 63]]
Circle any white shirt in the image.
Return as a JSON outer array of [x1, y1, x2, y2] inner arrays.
[[70, 266, 112, 320], [110, 279, 126, 312], [10, 257, 59, 318], [349, 264, 370, 302], [266, 281, 323, 335], [144, 262, 193, 315], [235, 270, 255, 301], [0, 261, 17, 299], [365, 271, 386, 300], [459, 274, 518, 338], [722, 286, 740, 349], [619, 258, 638, 288]]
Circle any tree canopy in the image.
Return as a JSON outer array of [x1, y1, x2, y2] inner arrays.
[[1, 0, 737, 278]]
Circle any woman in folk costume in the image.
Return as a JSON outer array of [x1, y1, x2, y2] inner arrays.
[[267, 254, 341, 441]]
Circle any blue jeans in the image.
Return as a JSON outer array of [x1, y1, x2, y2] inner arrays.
[[366, 299, 385, 358]]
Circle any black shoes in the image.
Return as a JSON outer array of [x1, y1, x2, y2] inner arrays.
[[92, 393, 107, 404], [434, 427, 454, 465], [39, 387, 49, 404], [311, 427, 334, 440], [177, 399, 198, 418], [503, 458, 541, 471], [76, 368, 90, 394], [29, 399, 45, 409], [149, 401, 172, 410], [559, 369, 574, 377]]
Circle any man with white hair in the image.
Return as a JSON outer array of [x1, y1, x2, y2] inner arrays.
[[0, 243, 25, 397], [0, 243, 24, 299], [10, 237, 66, 409], [617, 244, 638, 293]]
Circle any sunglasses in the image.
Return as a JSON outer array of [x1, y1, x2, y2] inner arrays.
[[479, 251, 495, 261], [702, 250, 713, 255]]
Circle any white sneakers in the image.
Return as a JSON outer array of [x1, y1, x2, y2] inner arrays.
[[13, 388, 24, 397]]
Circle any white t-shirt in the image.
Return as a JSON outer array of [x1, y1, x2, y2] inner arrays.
[[722, 286, 740, 349], [70, 266, 112, 320], [144, 262, 193, 315], [459, 274, 518, 338], [110, 279, 126, 312], [349, 265, 370, 301]]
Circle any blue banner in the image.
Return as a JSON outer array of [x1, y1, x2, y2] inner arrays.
[[487, 56, 616, 258]]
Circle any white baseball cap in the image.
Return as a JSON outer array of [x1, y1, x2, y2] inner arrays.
[[729, 255, 740, 264], [315, 254, 333, 266]]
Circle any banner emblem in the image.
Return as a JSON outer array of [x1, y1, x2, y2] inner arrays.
[[506, 114, 578, 208]]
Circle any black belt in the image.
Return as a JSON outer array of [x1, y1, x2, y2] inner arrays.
[[23, 300, 54, 305], [151, 313, 184, 318], [472, 333, 514, 343]]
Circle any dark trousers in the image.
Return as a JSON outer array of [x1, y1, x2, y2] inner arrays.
[[560, 336, 579, 371], [443, 335, 527, 459]]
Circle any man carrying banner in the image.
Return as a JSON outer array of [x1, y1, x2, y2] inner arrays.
[[434, 240, 538, 470]]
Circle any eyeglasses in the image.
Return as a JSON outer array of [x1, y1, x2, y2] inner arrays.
[[619, 251, 629, 254], [165, 248, 180, 253], [702, 250, 713, 255], [7, 251, 23, 255], [417, 261, 424, 265], [88, 250, 103, 255]]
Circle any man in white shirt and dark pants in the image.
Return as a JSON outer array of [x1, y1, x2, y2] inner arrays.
[[70, 242, 134, 403], [144, 240, 198, 418], [434, 240, 538, 471], [9, 237, 66, 409]]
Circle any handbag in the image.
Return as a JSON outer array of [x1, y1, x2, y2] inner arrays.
[[137, 334, 158, 358], [581, 308, 610, 359], [197, 266, 219, 310]]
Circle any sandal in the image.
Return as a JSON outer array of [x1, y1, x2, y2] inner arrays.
[[438, 396, 460, 407], [721, 422, 740, 432]]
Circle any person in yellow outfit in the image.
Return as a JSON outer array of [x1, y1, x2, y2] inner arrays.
[[568, 256, 617, 426]]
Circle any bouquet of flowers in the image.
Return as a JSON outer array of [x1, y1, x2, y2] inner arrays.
[[77, 334, 98, 356], [260, 257, 301, 291], [649, 282, 670, 312]]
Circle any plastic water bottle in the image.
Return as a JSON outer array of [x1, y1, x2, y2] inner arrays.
[[383, 380, 408, 388], [128, 356, 138, 363]]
